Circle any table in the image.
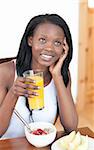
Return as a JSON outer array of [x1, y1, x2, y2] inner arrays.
[[0, 127, 94, 150]]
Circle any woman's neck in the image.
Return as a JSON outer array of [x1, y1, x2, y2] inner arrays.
[[43, 71, 52, 87]]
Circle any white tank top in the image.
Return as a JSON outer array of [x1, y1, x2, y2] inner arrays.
[[1, 62, 57, 139]]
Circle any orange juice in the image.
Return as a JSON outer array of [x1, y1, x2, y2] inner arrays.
[[28, 75, 44, 110]]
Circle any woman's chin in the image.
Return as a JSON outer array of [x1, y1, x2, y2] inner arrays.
[[39, 60, 53, 67]]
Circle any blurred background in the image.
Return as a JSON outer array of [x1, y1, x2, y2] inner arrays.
[[0, 0, 94, 131]]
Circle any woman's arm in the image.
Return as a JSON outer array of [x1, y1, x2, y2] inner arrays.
[[0, 61, 39, 136], [49, 39, 78, 133], [53, 71, 78, 133], [0, 62, 19, 136]]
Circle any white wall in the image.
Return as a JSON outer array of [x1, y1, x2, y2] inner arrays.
[[0, 0, 79, 101]]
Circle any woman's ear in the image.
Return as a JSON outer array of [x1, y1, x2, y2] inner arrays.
[[28, 36, 33, 47]]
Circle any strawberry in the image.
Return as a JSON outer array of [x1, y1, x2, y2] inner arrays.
[[31, 128, 48, 135]]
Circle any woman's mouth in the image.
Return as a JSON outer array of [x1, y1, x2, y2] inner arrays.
[[40, 54, 53, 61]]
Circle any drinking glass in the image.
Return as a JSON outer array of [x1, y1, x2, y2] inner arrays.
[[23, 70, 44, 110]]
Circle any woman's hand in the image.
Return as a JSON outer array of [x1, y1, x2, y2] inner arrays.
[[11, 77, 38, 98], [49, 38, 69, 76]]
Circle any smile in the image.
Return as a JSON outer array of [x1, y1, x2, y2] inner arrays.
[[40, 54, 53, 61]]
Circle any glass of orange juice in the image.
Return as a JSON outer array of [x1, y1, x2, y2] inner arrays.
[[23, 70, 44, 110]]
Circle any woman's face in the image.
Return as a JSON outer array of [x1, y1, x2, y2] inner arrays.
[[28, 23, 65, 69]]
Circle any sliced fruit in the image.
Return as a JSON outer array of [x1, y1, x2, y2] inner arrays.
[[71, 131, 81, 148], [58, 131, 76, 149], [77, 135, 88, 150]]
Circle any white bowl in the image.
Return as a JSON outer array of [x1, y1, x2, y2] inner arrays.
[[24, 122, 57, 147]]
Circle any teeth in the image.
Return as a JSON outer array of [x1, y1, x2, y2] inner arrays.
[[41, 54, 53, 59]]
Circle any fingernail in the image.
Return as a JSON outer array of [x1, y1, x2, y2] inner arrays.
[[34, 93, 39, 96], [25, 94, 28, 97], [37, 86, 41, 89], [32, 80, 36, 83]]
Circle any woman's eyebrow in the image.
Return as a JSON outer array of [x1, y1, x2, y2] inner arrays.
[[39, 34, 47, 37]]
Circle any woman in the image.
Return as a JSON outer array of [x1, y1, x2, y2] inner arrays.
[[0, 14, 78, 139]]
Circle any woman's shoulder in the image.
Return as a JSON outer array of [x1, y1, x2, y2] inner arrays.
[[0, 60, 15, 86], [0, 61, 14, 73]]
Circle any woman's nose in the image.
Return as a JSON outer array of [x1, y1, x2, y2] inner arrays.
[[45, 41, 53, 51]]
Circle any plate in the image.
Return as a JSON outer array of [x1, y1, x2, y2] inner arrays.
[[51, 136, 94, 150]]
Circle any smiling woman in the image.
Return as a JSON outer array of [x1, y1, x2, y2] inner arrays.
[[0, 14, 78, 139], [28, 23, 65, 68], [0, 1, 79, 104]]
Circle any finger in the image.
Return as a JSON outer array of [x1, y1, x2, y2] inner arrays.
[[24, 77, 36, 83], [16, 76, 36, 84], [27, 84, 39, 90], [14, 80, 28, 89], [14, 86, 38, 97], [15, 77, 36, 88], [63, 38, 69, 51], [15, 77, 27, 87], [55, 55, 67, 69], [49, 63, 55, 73], [16, 76, 25, 81], [28, 91, 38, 98], [24, 90, 38, 98], [13, 85, 27, 96]]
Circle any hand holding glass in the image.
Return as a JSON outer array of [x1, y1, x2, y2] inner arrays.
[[23, 70, 44, 110]]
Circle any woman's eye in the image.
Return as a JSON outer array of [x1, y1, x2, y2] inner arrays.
[[54, 41, 61, 46], [39, 38, 46, 43]]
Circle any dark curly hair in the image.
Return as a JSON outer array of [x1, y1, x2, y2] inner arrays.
[[16, 13, 73, 87]]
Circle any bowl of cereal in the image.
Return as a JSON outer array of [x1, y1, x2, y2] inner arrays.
[[24, 122, 57, 147]]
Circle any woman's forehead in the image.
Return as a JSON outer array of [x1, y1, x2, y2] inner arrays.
[[33, 22, 64, 37]]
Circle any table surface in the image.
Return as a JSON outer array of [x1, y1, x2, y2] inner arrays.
[[0, 127, 94, 150]]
